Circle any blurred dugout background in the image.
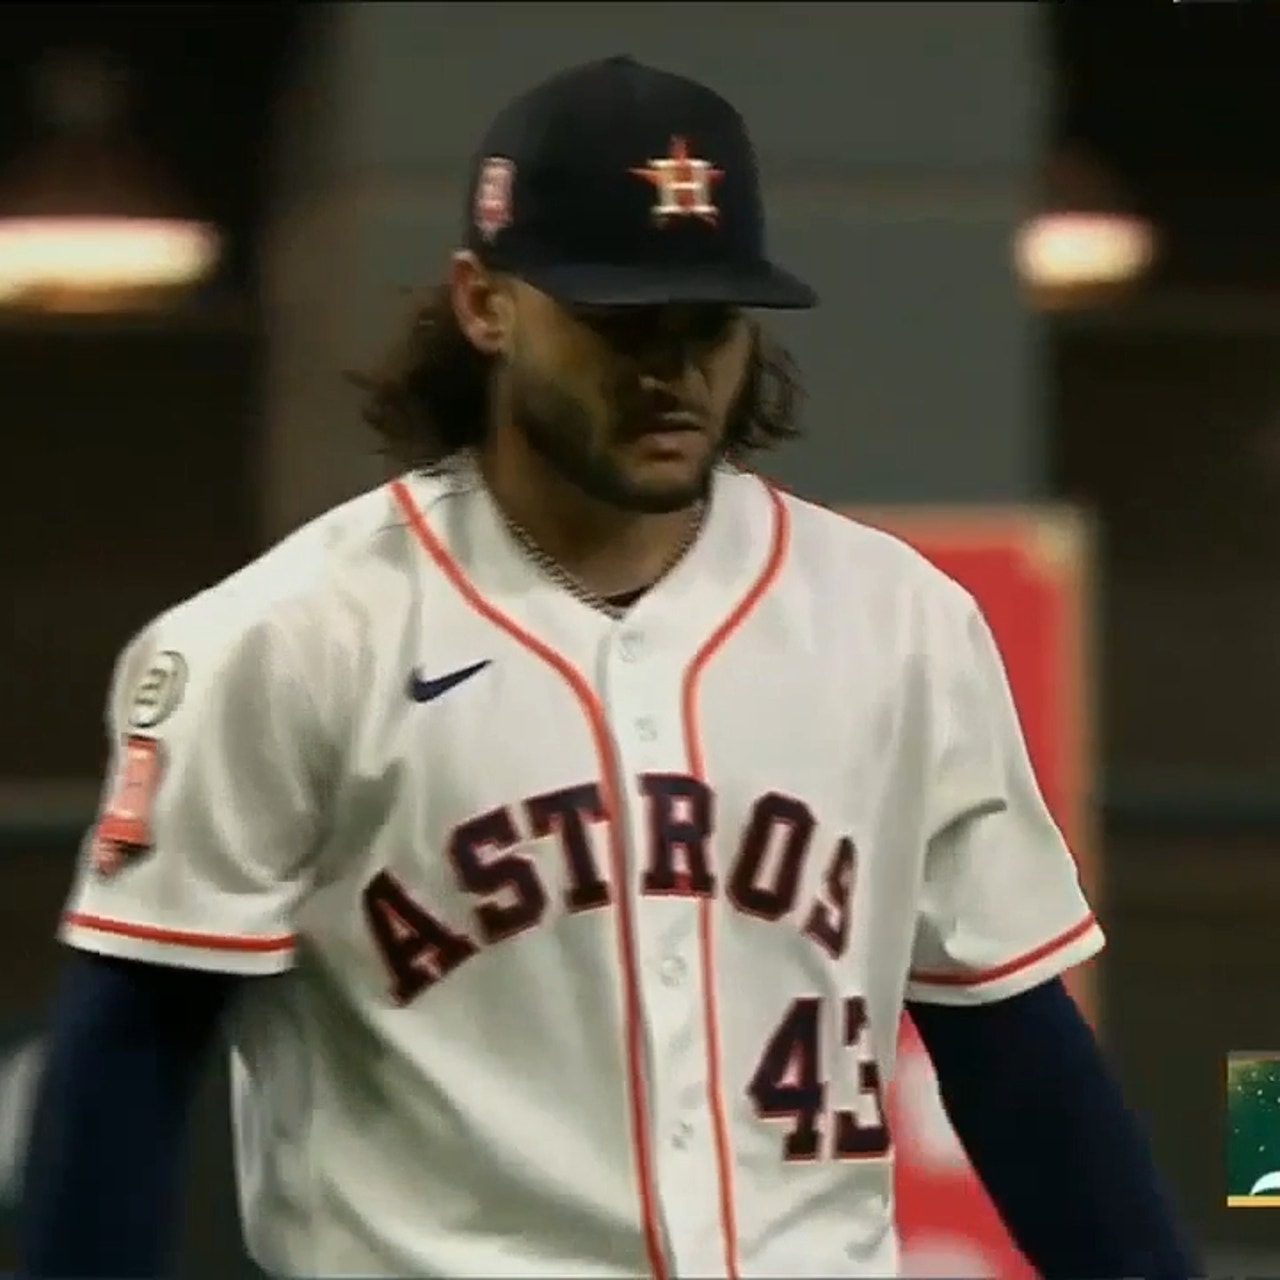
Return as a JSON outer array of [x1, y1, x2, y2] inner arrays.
[[0, 2, 1278, 1276]]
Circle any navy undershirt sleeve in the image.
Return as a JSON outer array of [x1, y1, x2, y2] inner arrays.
[[907, 976, 1202, 1280], [18, 951, 238, 1278]]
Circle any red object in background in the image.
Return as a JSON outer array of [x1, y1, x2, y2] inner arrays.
[[849, 506, 1099, 1280]]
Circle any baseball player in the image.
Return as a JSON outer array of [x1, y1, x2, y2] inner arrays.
[[21, 57, 1197, 1280]]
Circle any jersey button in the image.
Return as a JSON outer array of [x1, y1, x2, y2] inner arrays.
[[671, 1120, 694, 1150], [636, 716, 658, 742], [617, 631, 643, 662], [659, 955, 686, 986]]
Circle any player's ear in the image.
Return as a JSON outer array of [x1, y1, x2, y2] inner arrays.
[[450, 251, 515, 356]]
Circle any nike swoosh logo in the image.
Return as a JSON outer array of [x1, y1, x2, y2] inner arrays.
[[407, 659, 492, 704]]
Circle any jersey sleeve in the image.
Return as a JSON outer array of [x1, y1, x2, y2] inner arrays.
[[905, 592, 1103, 1006], [59, 610, 333, 976]]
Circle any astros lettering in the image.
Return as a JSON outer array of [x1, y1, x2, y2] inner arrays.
[[363, 775, 855, 1005]]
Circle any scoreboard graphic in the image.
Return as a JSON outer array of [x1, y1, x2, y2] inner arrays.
[[1227, 1051, 1280, 1207]]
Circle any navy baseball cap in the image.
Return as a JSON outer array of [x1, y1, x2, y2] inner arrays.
[[463, 56, 817, 310]]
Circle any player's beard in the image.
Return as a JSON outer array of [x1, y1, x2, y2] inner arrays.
[[505, 360, 717, 516]]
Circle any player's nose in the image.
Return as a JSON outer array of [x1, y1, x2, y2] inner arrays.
[[635, 341, 702, 392], [637, 372, 704, 418]]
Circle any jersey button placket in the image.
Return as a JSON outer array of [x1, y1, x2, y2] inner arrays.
[[603, 628, 723, 1275], [617, 628, 644, 664]]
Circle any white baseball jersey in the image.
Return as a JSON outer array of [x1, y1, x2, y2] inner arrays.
[[61, 459, 1103, 1279]]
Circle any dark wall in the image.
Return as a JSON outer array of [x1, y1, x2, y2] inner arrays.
[[1054, 324, 1280, 789], [0, 317, 265, 1276], [0, 319, 261, 779]]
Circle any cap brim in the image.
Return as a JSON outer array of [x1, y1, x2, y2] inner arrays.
[[518, 260, 818, 310]]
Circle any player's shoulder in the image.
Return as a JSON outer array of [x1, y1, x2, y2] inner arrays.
[[112, 479, 427, 699], [748, 476, 975, 618], [150, 483, 400, 639]]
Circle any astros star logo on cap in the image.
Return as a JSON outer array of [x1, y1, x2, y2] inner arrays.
[[630, 136, 723, 227]]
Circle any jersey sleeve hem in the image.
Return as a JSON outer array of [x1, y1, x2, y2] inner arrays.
[[904, 913, 1104, 1007], [60, 911, 296, 977]]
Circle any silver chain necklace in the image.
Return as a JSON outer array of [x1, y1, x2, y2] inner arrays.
[[498, 501, 706, 620]]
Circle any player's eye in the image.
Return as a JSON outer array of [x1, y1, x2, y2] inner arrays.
[[575, 304, 737, 350], [683, 306, 737, 346]]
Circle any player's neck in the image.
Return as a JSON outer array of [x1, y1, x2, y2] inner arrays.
[[478, 439, 702, 600]]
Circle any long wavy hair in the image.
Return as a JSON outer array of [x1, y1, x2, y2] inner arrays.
[[348, 285, 806, 471]]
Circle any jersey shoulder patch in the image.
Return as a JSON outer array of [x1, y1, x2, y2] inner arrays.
[[99, 482, 407, 810], [92, 734, 164, 876]]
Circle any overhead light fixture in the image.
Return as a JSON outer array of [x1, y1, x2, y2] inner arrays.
[[1015, 144, 1157, 310], [0, 50, 221, 313]]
